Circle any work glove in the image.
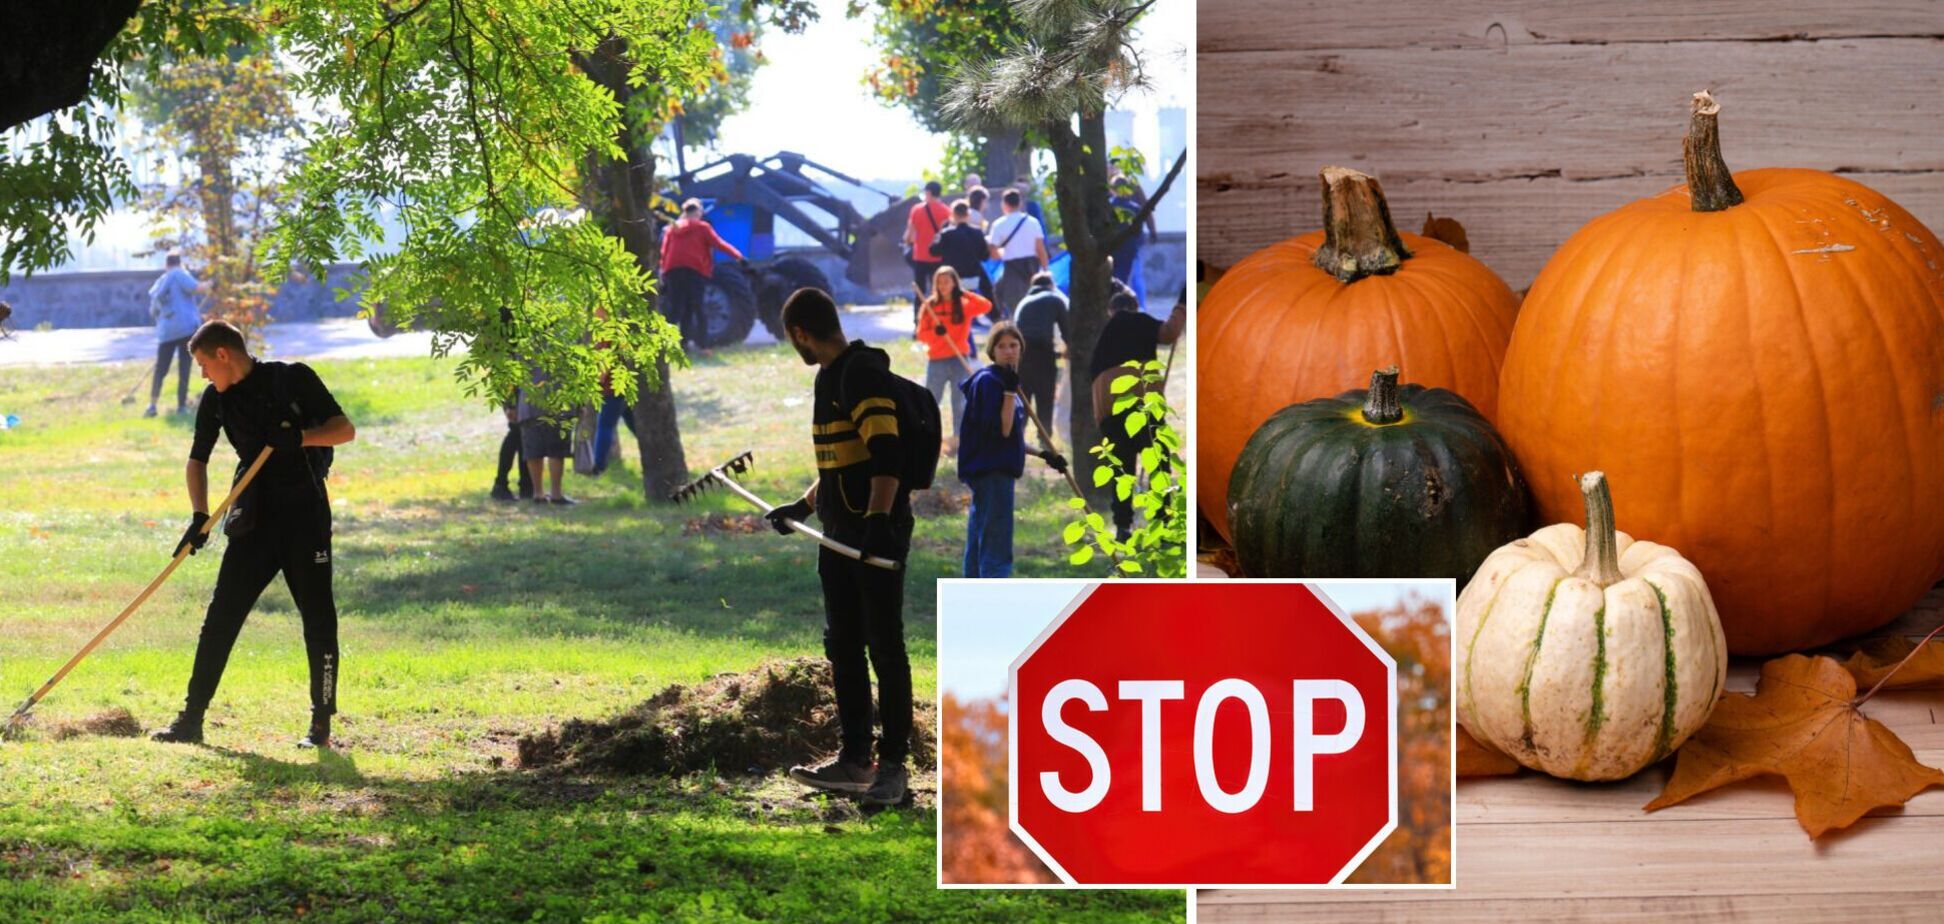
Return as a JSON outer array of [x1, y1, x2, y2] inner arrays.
[[267, 418, 304, 455], [176, 512, 211, 557], [765, 498, 814, 535], [859, 512, 903, 564], [1038, 449, 1069, 474], [931, 323, 947, 337], [990, 363, 1021, 392]]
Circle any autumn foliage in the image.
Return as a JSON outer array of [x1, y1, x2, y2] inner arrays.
[[939, 595, 1454, 885], [939, 693, 1056, 884], [1343, 596, 1453, 884]]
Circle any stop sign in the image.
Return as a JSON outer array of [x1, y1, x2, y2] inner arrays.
[[1009, 582, 1397, 886]]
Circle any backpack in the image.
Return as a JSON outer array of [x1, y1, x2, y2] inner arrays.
[[887, 372, 941, 491], [213, 361, 335, 487]]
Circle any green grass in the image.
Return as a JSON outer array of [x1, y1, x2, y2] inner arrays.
[[0, 338, 1183, 922]]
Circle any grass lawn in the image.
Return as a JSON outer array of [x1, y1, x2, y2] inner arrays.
[[0, 332, 1183, 922]]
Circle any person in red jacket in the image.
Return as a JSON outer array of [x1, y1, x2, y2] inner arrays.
[[914, 265, 991, 451], [658, 199, 745, 351]]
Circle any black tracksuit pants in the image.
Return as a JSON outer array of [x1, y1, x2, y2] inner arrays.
[[495, 414, 533, 495], [817, 514, 913, 767], [183, 490, 339, 718], [1020, 340, 1058, 446]]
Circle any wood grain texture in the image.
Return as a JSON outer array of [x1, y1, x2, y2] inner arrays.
[[1197, 4, 1944, 288], [1199, 171, 1944, 291], [1201, 0, 1944, 53], [1198, 891, 1944, 923]]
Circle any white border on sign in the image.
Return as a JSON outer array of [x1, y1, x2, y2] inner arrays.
[[932, 577, 1457, 893]]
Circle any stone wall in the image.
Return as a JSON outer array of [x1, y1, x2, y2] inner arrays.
[[0, 264, 369, 331]]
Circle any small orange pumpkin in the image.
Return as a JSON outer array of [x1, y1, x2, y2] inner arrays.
[[1498, 92, 1944, 655], [1198, 167, 1520, 540]]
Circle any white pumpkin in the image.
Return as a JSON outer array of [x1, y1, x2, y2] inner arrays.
[[1456, 471, 1727, 781]]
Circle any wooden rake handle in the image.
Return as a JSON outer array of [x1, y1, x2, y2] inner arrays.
[[4, 446, 277, 731]]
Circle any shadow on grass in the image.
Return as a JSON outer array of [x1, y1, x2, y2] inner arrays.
[[333, 490, 951, 649], [12, 750, 1062, 924]]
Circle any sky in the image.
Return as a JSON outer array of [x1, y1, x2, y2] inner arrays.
[[938, 580, 1454, 702], [707, 0, 1192, 182], [37, 0, 1189, 272]]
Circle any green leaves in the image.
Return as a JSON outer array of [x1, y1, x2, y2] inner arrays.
[[1054, 356, 1185, 579], [258, 0, 714, 413]]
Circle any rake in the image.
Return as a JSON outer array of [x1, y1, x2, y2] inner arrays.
[[670, 451, 901, 572], [2, 446, 275, 740]]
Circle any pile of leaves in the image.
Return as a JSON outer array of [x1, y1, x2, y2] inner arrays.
[[6, 707, 145, 742], [680, 513, 766, 536], [516, 657, 936, 776], [1461, 621, 1944, 838], [911, 487, 971, 518]]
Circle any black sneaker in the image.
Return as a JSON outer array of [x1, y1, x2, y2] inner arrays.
[[149, 712, 204, 744], [297, 715, 331, 749], [862, 764, 908, 806], [788, 757, 873, 794], [549, 495, 577, 506], [490, 483, 516, 502]]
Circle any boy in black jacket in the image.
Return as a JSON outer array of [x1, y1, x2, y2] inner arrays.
[[150, 320, 358, 748], [928, 201, 992, 297], [764, 289, 914, 806]]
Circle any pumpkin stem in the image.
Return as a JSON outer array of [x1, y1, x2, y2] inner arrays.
[[1361, 366, 1403, 425], [1576, 471, 1625, 587], [1683, 91, 1743, 213], [1313, 167, 1411, 283]]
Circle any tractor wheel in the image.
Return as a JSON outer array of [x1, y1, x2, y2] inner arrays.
[[696, 262, 757, 348], [757, 257, 832, 341]]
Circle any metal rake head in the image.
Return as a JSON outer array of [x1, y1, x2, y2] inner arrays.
[[668, 451, 755, 503]]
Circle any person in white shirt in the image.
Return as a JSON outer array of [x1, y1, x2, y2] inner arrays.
[[985, 188, 1049, 320]]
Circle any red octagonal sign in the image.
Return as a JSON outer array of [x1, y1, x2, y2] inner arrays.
[[1010, 582, 1397, 886]]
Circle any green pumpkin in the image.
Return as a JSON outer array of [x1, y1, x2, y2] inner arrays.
[[1227, 366, 1532, 581]]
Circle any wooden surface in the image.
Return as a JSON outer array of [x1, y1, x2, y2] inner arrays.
[[1196, 584, 1944, 923], [1198, 1, 1944, 289]]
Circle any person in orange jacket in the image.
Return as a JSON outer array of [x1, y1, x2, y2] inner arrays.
[[913, 265, 990, 450]]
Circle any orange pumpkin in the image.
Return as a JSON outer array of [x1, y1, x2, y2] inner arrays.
[[1198, 167, 1521, 540], [1498, 92, 1944, 655]]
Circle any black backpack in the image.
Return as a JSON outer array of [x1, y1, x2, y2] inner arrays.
[[214, 361, 334, 487], [887, 372, 941, 491]]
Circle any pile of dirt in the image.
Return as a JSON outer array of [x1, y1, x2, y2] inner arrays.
[[681, 512, 767, 536], [49, 707, 143, 740], [516, 657, 936, 776]]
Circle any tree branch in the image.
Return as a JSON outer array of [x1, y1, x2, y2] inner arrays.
[[1103, 146, 1182, 254]]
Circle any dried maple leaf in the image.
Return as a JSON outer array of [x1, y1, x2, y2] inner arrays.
[[1457, 725, 1520, 778], [1420, 213, 1470, 253], [1644, 654, 1944, 837], [1842, 636, 1944, 691]]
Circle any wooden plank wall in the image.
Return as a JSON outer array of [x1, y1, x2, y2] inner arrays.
[[1198, 2, 1944, 290]]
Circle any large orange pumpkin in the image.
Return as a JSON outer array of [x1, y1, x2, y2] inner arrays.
[[1199, 167, 1521, 540], [1498, 92, 1944, 655]]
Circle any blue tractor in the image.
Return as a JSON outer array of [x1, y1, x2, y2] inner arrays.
[[667, 151, 914, 346]]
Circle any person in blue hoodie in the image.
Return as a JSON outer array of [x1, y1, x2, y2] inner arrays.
[[957, 321, 1068, 578], [146, 253, 206, 418]]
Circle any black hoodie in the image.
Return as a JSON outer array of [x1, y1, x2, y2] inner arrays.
[[812, 340, 910, 525]]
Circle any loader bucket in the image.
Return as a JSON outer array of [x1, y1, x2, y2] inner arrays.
[[849, 196, 921, 294]]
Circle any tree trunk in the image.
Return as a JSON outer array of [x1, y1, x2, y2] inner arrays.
[[197, 147, 236, 318], [577, 38, 689, 500], [1044, 113, 1117, 502], [981, 125, 1031, 190]]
